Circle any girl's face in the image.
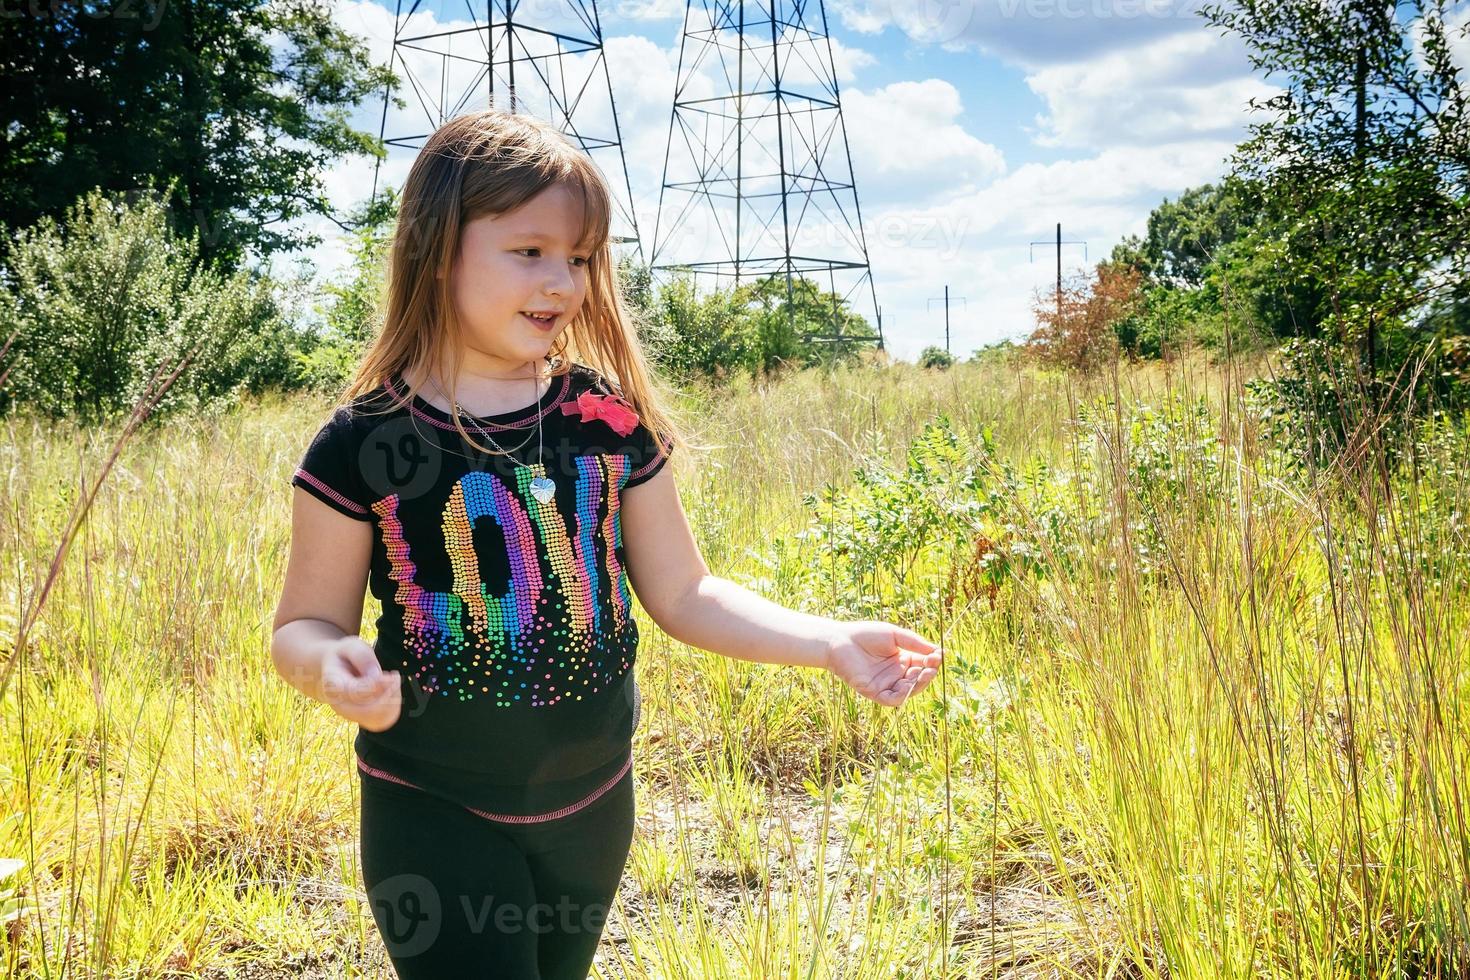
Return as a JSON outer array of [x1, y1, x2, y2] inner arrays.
[[449, 182, 591, 371]]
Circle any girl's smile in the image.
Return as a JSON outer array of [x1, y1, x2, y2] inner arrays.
[[521, 310, 561, 331]]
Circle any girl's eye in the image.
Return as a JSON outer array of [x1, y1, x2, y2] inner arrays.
[[517, 248, 589, 268]]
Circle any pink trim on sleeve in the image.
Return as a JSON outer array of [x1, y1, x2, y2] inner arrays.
[[294, 468, 370, 515], [627, 435, 671, 484]]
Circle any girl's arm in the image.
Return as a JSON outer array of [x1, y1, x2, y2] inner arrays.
[[621, 465, 943, 708], [270, 489, 403, 731]]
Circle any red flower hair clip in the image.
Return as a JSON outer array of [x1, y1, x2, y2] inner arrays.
[[560, 390, 640, 436]]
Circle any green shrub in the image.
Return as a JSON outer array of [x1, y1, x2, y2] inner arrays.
[[918, 346, 954, 370], [1246, 335, 1470, 470], [645, 272, 759, 379], [643, 271, 878, 380], [789, 416, 1058, 625], [0, 184, 306, 424]]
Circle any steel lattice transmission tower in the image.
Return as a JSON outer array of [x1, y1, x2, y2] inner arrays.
[[649, 0, 884, 351], [370, 0, 644, 253]]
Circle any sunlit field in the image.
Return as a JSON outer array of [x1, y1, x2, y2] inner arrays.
[[1, 353, 1466, 978]]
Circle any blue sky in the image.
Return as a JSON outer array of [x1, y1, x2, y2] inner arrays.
[[286, 0, 1284, 360]]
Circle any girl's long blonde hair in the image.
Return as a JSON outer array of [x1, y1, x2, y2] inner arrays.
[[336, 107, 684, 463]]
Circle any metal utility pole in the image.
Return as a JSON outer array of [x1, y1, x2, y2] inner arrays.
[[926, 286, 967, 356], [650, 0, 884, 352], [1029, 223, 1088, 319]]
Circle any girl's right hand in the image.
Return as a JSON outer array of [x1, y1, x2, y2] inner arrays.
[[320, 635, 402, 732]]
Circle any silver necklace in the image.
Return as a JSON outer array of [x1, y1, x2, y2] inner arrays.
[[429, 362, 556, 504]]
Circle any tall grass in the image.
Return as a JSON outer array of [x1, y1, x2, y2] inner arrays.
[[0, 351, 1465, 977]]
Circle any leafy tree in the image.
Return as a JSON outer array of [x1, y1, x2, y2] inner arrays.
[[1201, 0, 1470, 378], [644, 271, 878, 379], [1110, 179, 1257, 289], [295, 190, 399, 391], [0, 0, 396, 274], [969, 340, 1019, 364], [1111, 278, 1218, 358], [1418, 279, 1470, 337], [649, 272, 760, 379], [615, 253, 661, 351], [0, 184, 307, 424], [1106, 179, 1269, 353]]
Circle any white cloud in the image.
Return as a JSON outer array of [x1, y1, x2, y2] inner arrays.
[[828, 0, 1213, 66], [1411, 4, 1470, 83], [835, 23, 1267, 357], [845, 80, 1006, 199], [1025, 29, 1275, 147], [853, 139, 1234, 354], [613, 0, 685, 20], [1450, 6, 1470, 72], [934, 141, 1231, 242], [831, 37, 883, 81]]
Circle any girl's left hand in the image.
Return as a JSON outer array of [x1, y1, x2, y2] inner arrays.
[[824, 621, 943, 708]]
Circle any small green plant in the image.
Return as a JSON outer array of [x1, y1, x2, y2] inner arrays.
[[791, 415, 1055, 625]]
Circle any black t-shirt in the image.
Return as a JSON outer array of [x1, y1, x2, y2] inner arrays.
[[289, 359, 671, 816]]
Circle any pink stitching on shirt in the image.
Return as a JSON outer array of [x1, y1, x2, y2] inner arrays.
[[357, 747, 633, 824], [294, 468, 370, 514], [383, 373, 571, 433], [628, 434, 672, 483]]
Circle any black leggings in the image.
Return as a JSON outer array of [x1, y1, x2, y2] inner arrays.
[[358, 767, 636, 979]]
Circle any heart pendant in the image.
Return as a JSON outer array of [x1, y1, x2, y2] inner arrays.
[[529, 477, 555, 504]]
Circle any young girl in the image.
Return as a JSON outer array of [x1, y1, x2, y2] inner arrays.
[[270, 108, 943, 979]]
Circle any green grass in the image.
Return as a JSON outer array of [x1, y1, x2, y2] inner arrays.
[[1, 352, 1466, 977]]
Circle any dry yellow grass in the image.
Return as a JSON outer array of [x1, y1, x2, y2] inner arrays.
[[0, 352, 1465, 978]]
